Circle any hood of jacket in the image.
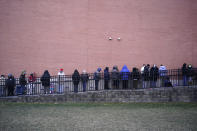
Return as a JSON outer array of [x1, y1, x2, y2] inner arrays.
[[159, 66, 166, 71], [121, 65, 130, 73]]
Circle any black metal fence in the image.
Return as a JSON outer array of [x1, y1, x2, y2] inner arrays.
[[0, 68, 197, 97]]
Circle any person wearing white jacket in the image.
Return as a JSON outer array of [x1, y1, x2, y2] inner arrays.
[[58, 69, 65, 93], [159, 65, 167, 87]]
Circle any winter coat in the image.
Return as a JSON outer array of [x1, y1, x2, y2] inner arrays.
[[143, 66, 150, 81], [6, 76, 16, 88], [104, 68, 110, 81], [187, 66, 194, 77], [94, 71, 101, 81], [41, 71, 51, 87], [120, 65, 130, 80], [159, 66, 167, 77], [19, 74, 27, 86], [111, 68, 120, 80], [182, 64, 188, 76], [29, 74, 36, 83], [150, 66, 159, 81], [81, 73, 89, 83], [131, 68, 140, 80], [72, 70, 80, 85]]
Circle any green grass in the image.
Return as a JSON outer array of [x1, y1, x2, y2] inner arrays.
[[0, 102, 197, 131]]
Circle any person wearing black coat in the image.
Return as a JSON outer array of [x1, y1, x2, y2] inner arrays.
[[104, 67, 110, 90], [81, 70, 89, 92], [131, 67, 140, 89], [150, 65, 159, 88], [182, 63, 188, 86], [19, 71, 27, 94], [41, 70, 51, 94], [6, 74, 16, 96], [111, 66, 120, 89], [143, 64, 150, 88], [72, 69, 80, 93], [94, 68, 101, 90]]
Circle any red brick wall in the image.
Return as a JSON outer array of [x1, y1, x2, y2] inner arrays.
[[0, 0, 197, 76]]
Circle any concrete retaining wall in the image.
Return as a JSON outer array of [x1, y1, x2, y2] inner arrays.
[[1, 87, 197, 103]]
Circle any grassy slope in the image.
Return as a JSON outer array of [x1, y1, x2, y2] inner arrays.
[[0, 103, 197, 131]]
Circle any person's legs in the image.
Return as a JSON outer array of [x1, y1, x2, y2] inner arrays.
[[117, 80, 119, 89], [83, 82, 86, 92], [143, 81, 145, 88], [150, 81, 155, 88], [122, 80, 125, 89], [183, 75, 188, 86], [95, 80, 99, 90], [74, 84, 78, 93], [104, 80, 107, 89], [3, 86, 6, 96], [133, 80, 138, 89], [11, 87, 14, 96], [125, 80, 128, 89], [44, 86, 49, 94], [112, 80, 115, 89], [8, 87, 11, 96], [104, 80, 109, 90]]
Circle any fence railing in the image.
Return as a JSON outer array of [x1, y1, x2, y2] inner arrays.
[[0, 68, 197, 97]]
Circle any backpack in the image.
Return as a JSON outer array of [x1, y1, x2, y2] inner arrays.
[[94, 72, 101, 80]]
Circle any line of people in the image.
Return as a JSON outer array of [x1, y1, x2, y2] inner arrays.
[[0, 63, 196, 96]]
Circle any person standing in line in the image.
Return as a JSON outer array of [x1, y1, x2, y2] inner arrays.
[[143, 64, 150, 88], [0, 75, 6, 96], [19, 70, 27, 94], [131, 67, 140, 89], [141, 64, 146, 88], [104, 67, 110, 90], [6, 74, 16, 96], [120, 65, 130, 89], [72, 69, 80, 93], [111, 66, 120, 89], [58, 68, 65, 93], [150, 64, 159, 88], [94, 68, 101, 90], [182, 63, 188, 86], [81, 70, 89, 92], [28, 73, 36, 95], [187, 64, 193, 85], [159, 64, 167, 87], [41, 70, 51, 94]]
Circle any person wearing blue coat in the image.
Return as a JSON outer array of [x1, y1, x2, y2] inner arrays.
[[120, 65, 130, 89]]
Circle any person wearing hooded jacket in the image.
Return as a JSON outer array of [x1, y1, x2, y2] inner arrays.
[[120, 65, 130, 89], [159, 64, 167, 87], [19, 70, 27, 94], [111, 66, 120, 89], [41, 70, 51, 94], [104, 67, 110, 90], [72, 69, 80, 93], [182, 63, 188, 86], [81, 70, 89, 92], [6, 74, 16, 96], [131, 67, 140, 89], [94, 68, 101, 90], [150, 64, 159, 88]]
